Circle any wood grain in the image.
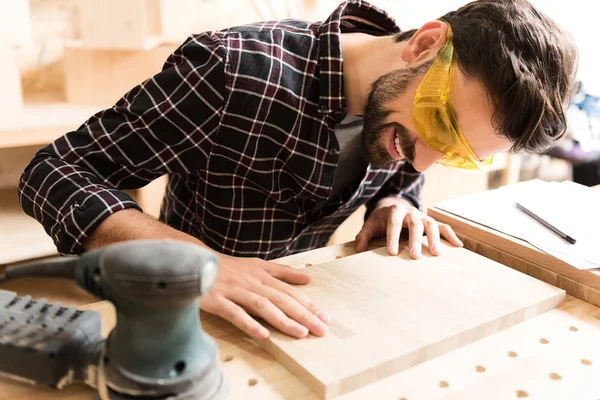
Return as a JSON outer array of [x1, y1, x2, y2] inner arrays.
[[257, 243, 565, 399]]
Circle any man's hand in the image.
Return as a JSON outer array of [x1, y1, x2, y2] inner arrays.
[[355, 197, 463, 259], [200, 254, 330, 340]]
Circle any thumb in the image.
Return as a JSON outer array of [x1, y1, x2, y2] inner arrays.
[[266, 263, 312, 285]]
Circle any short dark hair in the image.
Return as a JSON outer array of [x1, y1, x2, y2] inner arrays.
[[395, 0, 578, 154]]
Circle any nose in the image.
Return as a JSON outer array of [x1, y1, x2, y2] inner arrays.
[[412, 140, 444, 172]]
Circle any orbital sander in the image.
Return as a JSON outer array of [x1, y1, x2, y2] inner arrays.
[[0, 239, 229, 399]]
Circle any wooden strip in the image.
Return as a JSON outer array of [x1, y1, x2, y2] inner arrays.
[[459, 236, 600, 308]]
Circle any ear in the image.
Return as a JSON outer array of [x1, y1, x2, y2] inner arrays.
[[400, 21, 448, 66]]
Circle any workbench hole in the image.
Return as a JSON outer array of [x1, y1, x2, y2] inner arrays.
[[581, 359, 593, 366], [569, 326, 578, 332], [475, 365, 486, 373], [508, 351, 518, 358], [516, 390, 529, 397], [103, 356, 109, 366], [439, 380, 449, 388], [539, 338, 549, 344], [48, 352, 56, 359], [174, 361, 186, 375], [158, 282, 168, 289], [549, 372, 562, 380]]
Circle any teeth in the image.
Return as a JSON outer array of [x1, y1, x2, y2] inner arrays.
[[394, 131, 403, 156]]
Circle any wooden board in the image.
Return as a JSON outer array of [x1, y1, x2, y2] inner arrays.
[[258, 243, 565, 399]]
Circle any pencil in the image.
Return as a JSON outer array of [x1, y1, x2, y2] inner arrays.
[[515, 202, 576, 244]]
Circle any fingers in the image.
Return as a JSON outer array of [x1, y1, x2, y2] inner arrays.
[[439, 223, 464, 247], [386, 205, 407, 256], [423, 217, 441, 256], [200, 296, 270, 340], [264, 262, 312, 285], [228, 289, 311, 339], [356, 208, 389, 252], [407, 209, 424, 259], [268, 275, 331, 325], [257, 283, 329, 336], [355, 219, 377, 252]]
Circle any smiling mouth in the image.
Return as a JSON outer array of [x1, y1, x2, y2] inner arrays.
[[388, 126, 404, 160], [394, 128, 404, 157]]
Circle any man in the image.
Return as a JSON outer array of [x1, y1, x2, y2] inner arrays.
[[19, 0, 577, 340]]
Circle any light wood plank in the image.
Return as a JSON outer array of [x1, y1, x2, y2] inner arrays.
[[257, 243, 565, 399]]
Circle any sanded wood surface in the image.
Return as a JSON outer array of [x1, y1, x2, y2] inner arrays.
[[257, 243, 565, 399]]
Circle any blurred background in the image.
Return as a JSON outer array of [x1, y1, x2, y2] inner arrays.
[[0, 0, 597, 254]]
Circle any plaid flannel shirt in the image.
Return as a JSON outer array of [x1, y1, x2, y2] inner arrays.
[[18, 0, 423, 260]]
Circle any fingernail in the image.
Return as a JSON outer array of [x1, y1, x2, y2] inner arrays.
[[316, 310, 331, 324]]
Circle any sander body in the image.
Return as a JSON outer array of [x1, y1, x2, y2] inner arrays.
[[0, 240, 229, 400]]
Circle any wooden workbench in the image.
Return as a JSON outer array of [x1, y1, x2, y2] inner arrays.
[[2, 238, 600, 399]]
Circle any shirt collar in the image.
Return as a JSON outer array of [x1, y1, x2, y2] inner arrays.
[[316, 0, 400, 115]]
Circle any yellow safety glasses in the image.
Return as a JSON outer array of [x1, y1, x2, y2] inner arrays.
[[412, 20, 494, 171]]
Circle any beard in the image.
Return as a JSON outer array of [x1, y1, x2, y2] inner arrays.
[[361, 60, 433, 168]]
